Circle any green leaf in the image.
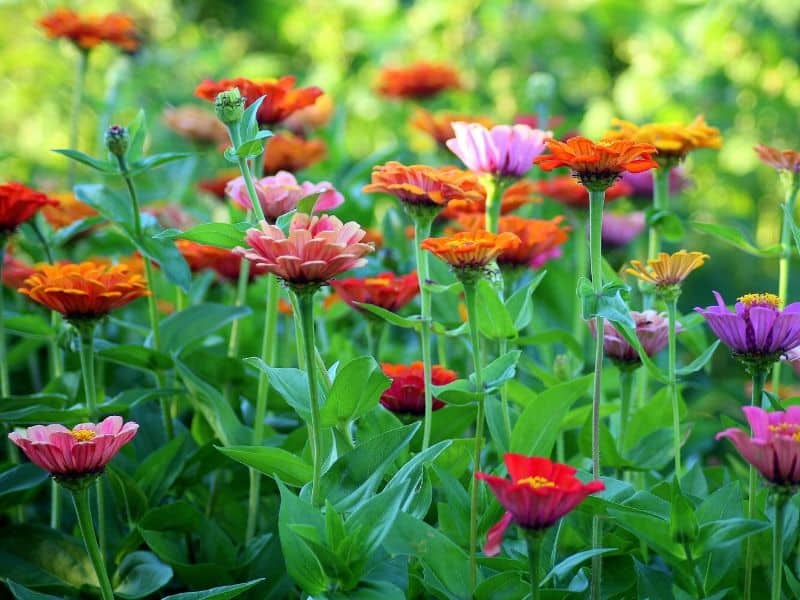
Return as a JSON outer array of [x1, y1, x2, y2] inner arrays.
[[346, 482, 409, 556], [51, 149, 115, 173], [0, 465, 48, 510], [239, 96, 267, 140], [646, 207, 685, 242], [480, 350, 522, 392], [134, 434, 192, 504], [515, 329, 582, 357], [74, 184, 134, 229], [51, 215, 105, 245], [215, 446, 312, 487], [692, 221, 782, 258], [97, 345, 173, 371], [127, 152, 192, 176], [113, 551, 173, 599], [155, 303, 252, 353], [355, 303, 421, 331], [676, 340, 720, 377], [4, 315, 53, 337], [476, 279, 517, 340], [4, 580, 62, 600], [320, 356, 391, 426], [578, 277, 635, 327], [133, 233, 192, 292], [505, 270, 546, 331], [245, 360, 313, 420], [235, 131, 272, 158], [161, 580, 265, 600], [277, 482, 328, 595], [154, 222, 249, 249], [541, 547, 617, 585], [694, 518, 770, 556]]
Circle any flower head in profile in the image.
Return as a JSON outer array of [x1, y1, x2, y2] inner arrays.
[[195, 76, 322, 125], [177, 240, 268, 282], [606, 116, 721, 166], [330, 272, 419, 313], [755, 144, 800, 173], [535, 175, 631, 209], [226, 171, 344, 223], [534, 137, 658, 191], [411, 109, 493, 146], [0, 183, 58, 237], [441, 180, 540, 220], [235, 213, 373, 290], [380, 362, 457, 414], [9, 416, 138, 488], [476, 454, 604, 556], [2, 252, 36, 289], [601, 211, 647, 248], [39, 8, 140, 53], [377, 62, 461, 99], [421, 230, 521, 280], [18, 262, 149, 323], [447, 123, 552, 179], [589, 310, 678, 369], [626, 250, 708, 298], [264, 132, 327, 175], [163, 105, 228, 145], [717, 406, 800, 489]]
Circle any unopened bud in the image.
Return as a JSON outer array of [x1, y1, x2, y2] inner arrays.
[[104, 125, 129, 158], [527, 72, 556, 105], [215, 88, 245, 125]]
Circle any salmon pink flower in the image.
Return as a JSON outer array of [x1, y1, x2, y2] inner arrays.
[[226, 171, 343, 223], [380, 362, 457, 414], [235, 213, 373, 290], [0, 183, 58, 237], [446, 123, 551, 179], [163, 105, 228, 145], [264, 132, 327, 175], [377, 62, 461, 99], [755, 144, 800, 173], [476, 454, 604, 556], [330, 272, 419, 312], [589, 310, 678, 368]]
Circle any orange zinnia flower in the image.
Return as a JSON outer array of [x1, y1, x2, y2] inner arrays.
[[535, 175, 631, 209], [363, 162, 486, 211], [421, 231, 521, 271], [362, 228, 384, 249], [163, 105, 228, 145], [411, 109, 493, 146], [330, 272, 420, 313], [19, 262, 149, 321], [177, 240, 268, 282], [440, 179, 540, 220], [0, 183, 58, 236], [626, 250, 708, 288], [755, 144, 800, 173], [39, 8, 139, 53], [194, 76, 322, 125], [41, 193, 98, 230], [282, 93, 334, 134], [377, 62, 461, 99], [263, 132, 326, 175], [606, 116, 721, 165], [534, 137, 658, 191]]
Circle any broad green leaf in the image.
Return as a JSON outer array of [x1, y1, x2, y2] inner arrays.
[[479, 350, 522, 391], [385, 440, 451, 517], [154, 222, 248, 249], [4, 315, 53, 337], [694, 518, 770, 556], [646, 207, 685, 242], [127, 152, 192, 176], [4, 580, 62, 600], [320, 356, 391, 426], [155, 303, 252, 353], [515, 329, 582, 357], [277, 482, 328, 595], [52, 149, 115, 173], [74, 184, 134, 229], [113, 551, 173, 599], [134, 434, 192, 504], [505, 270, 547, 331], [97, 345, 173, 371], [50, 215, 105, 245], [355, 303, 421, 331], [692, 221, 781, 258], [133, 233, 192, 292], [541, 547, 617, 585], [676, 340, 720, 377], [346, 482, 409, 556], [246, 360, 313, 420], [477, 279, 517, 340], [126, 109, 147, 160], [235, 131, 272, 158], [0, 465, 48, 510], [161, 579, 265, 600], [216, 446, 312, 487]]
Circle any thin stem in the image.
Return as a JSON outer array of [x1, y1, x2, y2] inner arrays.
[[366, 319, 384, 360], [773, 495, 788, 600], [618, 369, 634, 457], [71, 487, 115, 600], [572, 212, 588, 350], [50, 482, 61, 529], [413, 213, 435, 450], [67, 50, 88, 186], [464, 280, 485, 590], [49, 311, 64, 379], [498, 339, 513, 442], [225, 124, 266, 223], [227, 258, 251, 358], [745, 369, 768, 600], [485, 176, 501, 234], [0, 245, 9, 398], [645, 167, 671, 309], [667, 297, 681, 479], [684, 542, 705, 598], [526, 531, 544, 600]]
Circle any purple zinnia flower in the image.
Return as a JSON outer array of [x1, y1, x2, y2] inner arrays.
[[446, 122, 551, 178], [600, 211, 646, 248], [588, 310, 678, 368], [621, 165, 690, 200]]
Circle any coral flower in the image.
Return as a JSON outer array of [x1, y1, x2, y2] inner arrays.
[[282, 93, 335, 134], [589, 310, 678, 367], [380, 362, 458, 414], [162, 105, 228, 145], [330, 272, 419, 312], [421, 231, 521, 273], [18, 262, 149, 322], [177, 240, 268, 282], [0, 183, 58, 237], [194, 76, 322, 125], [476, 454, 605, 556], [363, 162, 485, 211], [755, 144, 800, 173], [601, 211, 647, 248], [717, 406, 800, 487], [42, 193, 98, 230], [226, 171, 343, 223], [39, 8, 140, 53], [447, 123, 551, 179], [377, 62, 461, 99], [606, 116, 722, 166], [198, 170, 239, 200], [9, 416, 138, 481], [411, 109, 493, 146], [626, 250, 708, 289], [535, 175, 631, 209], [440, 179, 541, 220], [264, 132, 327, 175], [235, 213, 373, 288], [696, 292, 800, 368], [2, 252, 36, 289], [534, 137, 658, 191]]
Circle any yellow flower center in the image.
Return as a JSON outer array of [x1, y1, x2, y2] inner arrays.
[[738, 293, 782, 309], [769, 423, 800, 441], [364, 277, 391, 287], [69, 429, 97, 442], [517, 476, 556, 489]]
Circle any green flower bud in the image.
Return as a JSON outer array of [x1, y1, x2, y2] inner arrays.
[[527, 72, 556, 104], [104, 125, 129, 158], [215, 88, 245, 125]]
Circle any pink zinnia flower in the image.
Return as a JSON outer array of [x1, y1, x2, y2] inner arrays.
[[446, 123, 552, 178], [234, 213, 373, 287], [717, 406, 800, 487], [588, 310, 679, 367], [226, 171, 344, 223], [9, 416, 138, 479], [601, 211, 647, 248]]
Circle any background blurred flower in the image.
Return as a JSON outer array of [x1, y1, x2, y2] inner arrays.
[[620, 166, 690, 200], [755, 144, 800, 172], [601, 211, 646, 248], [163, 105, 229, 145], [282, 93, 334, 134], [41, 193, 98, 230], [39, 8, 140, 53], [380, 362, 457, 414], [1, 252, 36, 289], [0, 183, 58, 236], [177, 240, 269, 282], [447, 123, 551, 178], [263, 132, 327, 175], [330, 271, 419, 312], [411, 109, 493, 146], [606, 116, 721, 165], [535, 175, 631, 209], [144, 203, 196, 231], [377, 62, 461, 99], [588, 309, 678, 366], [198, 170, 239, 200]]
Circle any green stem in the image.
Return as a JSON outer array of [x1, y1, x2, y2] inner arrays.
[[572, 212, 588, 351], [588, 188, 605, 600], [684, 542, 705, 598], [49, 311, 64, 379], [485, 176, 502, 234], [745, 369, 768, 600], [71, 487, 115, 600], [667, 297, 681, 479], [526, 531, 544, 600], [225, 124, 266, 223], [645, 167, 671, 309], [618, 369, 634, 458], [498, 339, 512, 442], [773, 494, 788, 600], [413, 213, 435, 451], [67, 50, 88, 187], [0, 245, 9, 399], [227, 258, 251, 359], [464, 280, 485, 590], [296, 290, 324, 506], [366, 319, 384, 360], [51, 482, 61, 529]]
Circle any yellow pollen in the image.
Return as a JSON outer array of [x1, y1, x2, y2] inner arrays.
[[69, 429, 97, 442], [364, 278, 391, 287], [738, 293, 782, 309], [768, 423, 800, 438], [517, 476, 555, 489]]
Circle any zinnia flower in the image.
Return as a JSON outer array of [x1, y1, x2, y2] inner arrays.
[[755, 144, 800, 173], [144, 203, 196, 231], [9, 416, 138, 483], [380, 362, 458, 414], [476, 454, 605, 556], [535, 175, 631, 209], [411, 109, 493, 146], [626, 250, 708, 292], [696, 292, 800, 369], [421, 231, 521, 273], [0, 183, 58, 237], [282, 93, 334, 134], [194, 76, 322, 126], [601, 211, 646, 248], [226, 171, 343, 223], [534, 137, 658, 191], [42, 193, 98, 230], [18, 262, 149, 322], [606, 116, 721, 166], [440, 180, 540, 220], [198, 170, 239, 200], [39, 8, 140, 53], [620, 166, 690, 200], [446, 123, 551, 179], [514, 114, 565, 130], [588, 310, 678, 367], [2, 252, 36, 289], [162, 105, 228, 145], [234, 213, 373, 289], [377, 62, 461, 99], [330, 272, 419, 312], [717, 406, 800, 488], [263, 132, 327, 175], [177, 240, 268, 282]]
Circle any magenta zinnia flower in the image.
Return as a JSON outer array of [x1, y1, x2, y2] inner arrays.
[[446, 122, 551, 178], [588, 310, 678, 367], [9, 416, 138, 480], [717, 406, 800, 487], [601, 211, 646, 248], [226, 171, 344, 223], [234, 213, 373, 288]]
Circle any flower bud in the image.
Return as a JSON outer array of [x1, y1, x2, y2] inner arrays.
[[214, 88, 245, 125], [527, 72, 556, 105], [104, 125, 129, 158]]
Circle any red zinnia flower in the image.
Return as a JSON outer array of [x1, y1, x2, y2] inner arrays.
[[476, 454, 605, 556], [198, 170, 239, 200], [535, 175, 631, 209], [39, 8, 140, 53], [380, 362, 458, 414], [177, 240, 268, 282], [0, 183, 58, 236], [2, 252, 36, 289], [330, 272, 419, 312]]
